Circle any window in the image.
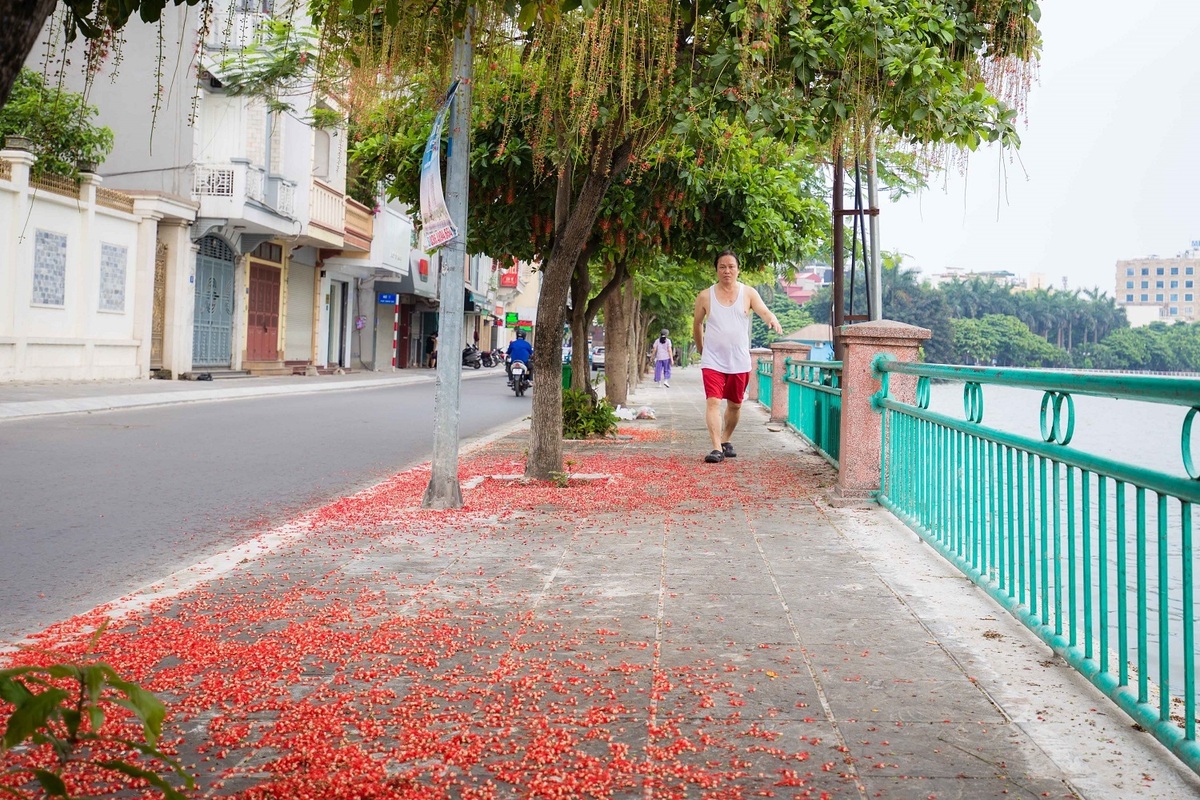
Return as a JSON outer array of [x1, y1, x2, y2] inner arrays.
[[1157, 267, 1165, 275], [312, 128, 331, 180], [1141, 294, 1149, 301], [1142, 268, 1150, 275], [1171, 267, 1180, 275], [1170, 307, 1178, 315], [1171, 280, 1179, 288], [98, 243, 127, 312], [1171, 294, 1179, 302], [1156, 281, 1164, 288], [1126, 281, 1134, 288], [1126, 268, 1134, 275], [1186, 294, 1194, 302], [1126, 294, 1134, 302], [1188, 267, 1195, 275], [1142, 281, 1149, 288], [32, 230, 67, 306], [1187, 280, 1194, 288], [1156, 293, 1164, 301]]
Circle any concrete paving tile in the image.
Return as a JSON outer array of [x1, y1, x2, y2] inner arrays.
[[805, 639, 968, 684], [815, 675, 1008, 725], [664, 572, 782, 594], [838, 719, 1058, 780], [858, 774, 1078, 800]]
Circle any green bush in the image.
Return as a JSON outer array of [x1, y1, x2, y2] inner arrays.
[[0, 69, 113, 178], [0, 626, 193, 799], [562, 388, 618, 439]]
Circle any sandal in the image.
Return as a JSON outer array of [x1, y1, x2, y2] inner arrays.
[[704, 450, 725, 463], [721, 442, 737, 458]]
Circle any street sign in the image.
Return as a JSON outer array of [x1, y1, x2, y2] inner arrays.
[[378, 293, 398, 304], [505, 311, 519, 327]]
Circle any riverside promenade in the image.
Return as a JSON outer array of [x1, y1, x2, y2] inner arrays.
[[2, 368, 1199, 799]]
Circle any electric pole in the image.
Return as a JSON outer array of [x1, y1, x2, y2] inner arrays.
[[423, 13, 474, 509]]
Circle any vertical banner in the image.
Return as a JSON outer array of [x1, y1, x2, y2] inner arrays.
[[420, 81, 460, 251]]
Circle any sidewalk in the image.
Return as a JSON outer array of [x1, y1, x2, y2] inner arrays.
[[0, 367, 494, 421], [3, 368, 1199, 799]]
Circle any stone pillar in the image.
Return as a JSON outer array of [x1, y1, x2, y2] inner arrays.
[[833, 320, 931, 503], [746, 347, 771, 402], [767, 340, 811, 423]]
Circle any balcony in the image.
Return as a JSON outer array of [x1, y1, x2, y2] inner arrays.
[[192, 160, 297, 236], [343, 198, 373, 255], [205, 8, 269, 52], [304, 178, 345, 248]]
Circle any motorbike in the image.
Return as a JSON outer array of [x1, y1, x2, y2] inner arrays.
[[461, 344, 483, 369], [509, 359, 531, 397], [480, 349, 500, 368]]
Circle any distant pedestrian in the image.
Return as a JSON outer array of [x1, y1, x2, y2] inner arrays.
[[692, 249, 781, 463], [426, 333, 438, 368], [651, 329, 674, 387]]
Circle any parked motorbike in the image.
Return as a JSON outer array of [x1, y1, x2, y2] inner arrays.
[[509, 360, 531, 397], [461, 344, 483, 369], [480, 349, 499, 368]]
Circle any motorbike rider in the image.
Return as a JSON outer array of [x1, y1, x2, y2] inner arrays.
[[506, 330, 533, 385]]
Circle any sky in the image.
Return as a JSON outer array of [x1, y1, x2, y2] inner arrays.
[[880, 1, 1200, 292]]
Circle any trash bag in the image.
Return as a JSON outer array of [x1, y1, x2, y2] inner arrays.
[[613, 404, 637, 421], [635, 406, 657, 420]]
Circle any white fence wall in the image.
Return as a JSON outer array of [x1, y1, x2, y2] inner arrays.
[[0, 150, 147, 381]]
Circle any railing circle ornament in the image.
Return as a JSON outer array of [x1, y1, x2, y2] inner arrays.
[[916, 376, 931, 409], [1184, 407, 1200, 480], [1039, 391, 1076, 445], [963, 382, 984, 423]]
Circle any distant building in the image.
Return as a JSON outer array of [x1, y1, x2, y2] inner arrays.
[[780, 264, 832, 305], [778, 323, 835, 361], [927, 267, 1027, 289], [1114, 246, 1198, 324]]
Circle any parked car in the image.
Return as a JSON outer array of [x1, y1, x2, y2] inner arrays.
[[592, 346, 605, 370]]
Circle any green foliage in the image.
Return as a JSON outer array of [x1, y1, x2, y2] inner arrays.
[[751, 287, 813, 348], [0, 627, 193, 799], [950, 314, 1070, 367], [0, 69, 113, 178], [1082, 322, 1200, 372], [561, 388, 618, 439]]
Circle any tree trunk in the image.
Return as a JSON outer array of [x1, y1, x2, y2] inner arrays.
[[629, 293, 646, 392], [569, 253, 592, 394], [603, 278, 630, 406], [0, 0, 57, 109], [526, 165, 618, 479]]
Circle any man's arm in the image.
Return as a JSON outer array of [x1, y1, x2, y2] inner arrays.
[[748, 287, 783, 334], [692, 293, 708, 355]]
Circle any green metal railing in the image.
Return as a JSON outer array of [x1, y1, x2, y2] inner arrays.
[[756, 358, 772, 411], [874, 359, 1200, 773], [785, 359, 842, 467]]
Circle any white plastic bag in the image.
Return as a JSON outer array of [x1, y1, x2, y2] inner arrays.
[[635, 406, 657, 420], [613, 404, 637, 421]]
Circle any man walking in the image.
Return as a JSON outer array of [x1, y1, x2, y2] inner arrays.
[[651, 328, 674, 387], [692, 249, 782, 463]]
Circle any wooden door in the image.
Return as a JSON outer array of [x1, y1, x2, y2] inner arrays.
[[247, 264, 281, 361]]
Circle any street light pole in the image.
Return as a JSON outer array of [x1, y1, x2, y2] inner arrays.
[[422, 12, 474, 510]]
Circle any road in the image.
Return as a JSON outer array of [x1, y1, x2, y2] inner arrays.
[[0, 374, 528, 641]]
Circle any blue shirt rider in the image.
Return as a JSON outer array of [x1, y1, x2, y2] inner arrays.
[[506, 332, 533, 383]]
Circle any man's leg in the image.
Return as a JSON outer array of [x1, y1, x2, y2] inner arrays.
[[722, 402, 742, 444], [706, 397, 725, 453]]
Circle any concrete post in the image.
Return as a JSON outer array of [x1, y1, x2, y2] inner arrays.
[[746, 347, 771, 402], [833, 320, 930, 503], [768, 340, 811, 423]]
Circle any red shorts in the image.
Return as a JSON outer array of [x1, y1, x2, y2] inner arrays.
[[702, 369, 749, 403]]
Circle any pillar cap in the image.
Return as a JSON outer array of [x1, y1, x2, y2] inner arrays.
[[838, 319, 931, 343], [768, 340, 812, 351]]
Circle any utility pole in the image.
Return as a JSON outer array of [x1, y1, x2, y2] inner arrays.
[[867, 134, 882, 321], [422, 13, 474, 510], [832, 147, 845, 358]]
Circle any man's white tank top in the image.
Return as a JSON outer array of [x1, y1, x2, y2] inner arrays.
[[699, 283, 752, 374]]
